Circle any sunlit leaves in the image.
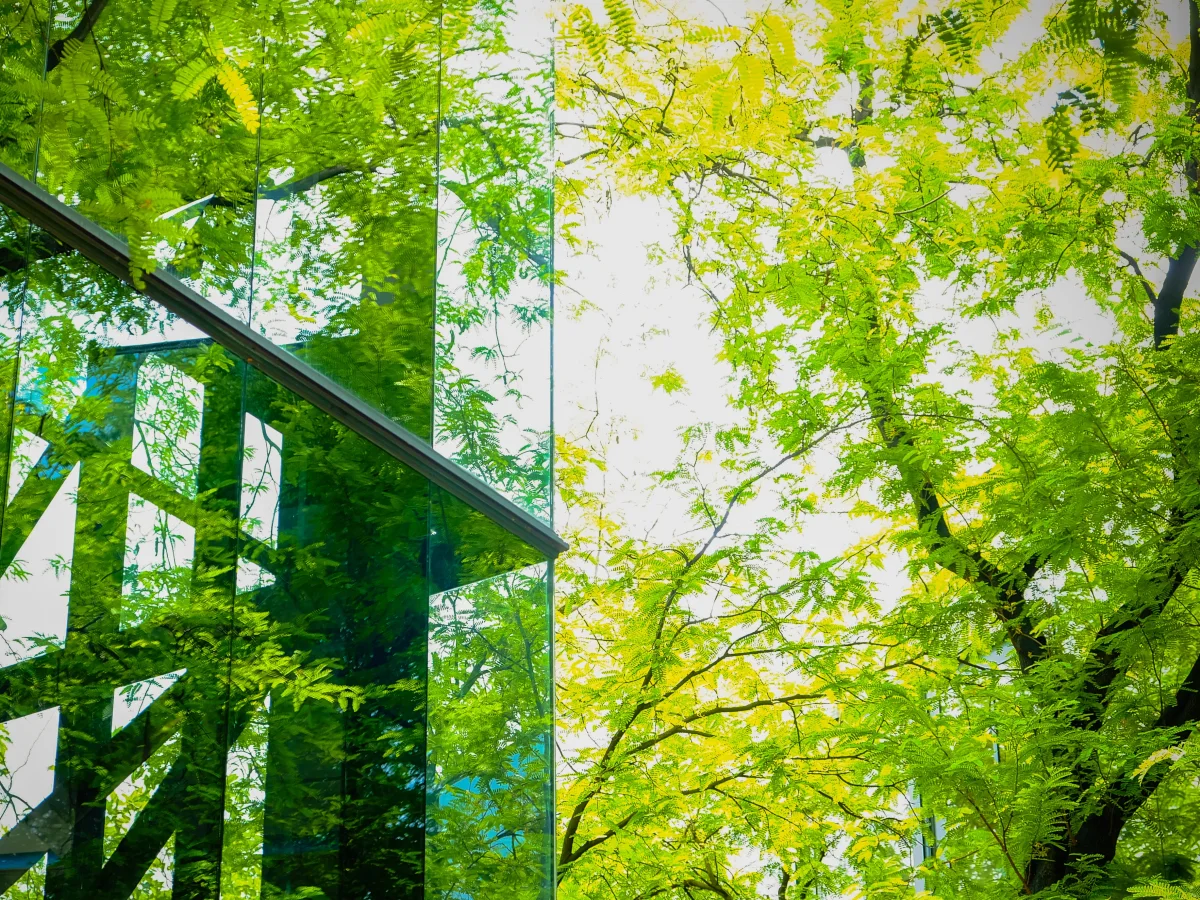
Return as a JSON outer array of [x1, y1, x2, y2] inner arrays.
[[603, 0, 636, 45], [149, 0, 178, 34], [171, 59, 216, 100], [558, 0, 1200, 897]]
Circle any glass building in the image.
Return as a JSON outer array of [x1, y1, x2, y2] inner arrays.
[[0, 1, 561, 898]]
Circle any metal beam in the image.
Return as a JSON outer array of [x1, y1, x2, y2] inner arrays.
[[0, 162, 567, 559]]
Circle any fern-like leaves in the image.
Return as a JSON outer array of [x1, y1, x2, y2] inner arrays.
[[603, 0, 636, 46], [1129, 882, 1200, 899], [1043, 0, 1149, 168], [898, 8, 975, 99], [569, 7, 607, 65], [172, 57, 216, 100], [215, 62, 259, 133]]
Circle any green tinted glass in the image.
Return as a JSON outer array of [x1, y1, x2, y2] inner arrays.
[[17, 0, 555, 509], [0, 1, 557, 893], [426, 563, 554, 900], [0, 234, 551, 897]]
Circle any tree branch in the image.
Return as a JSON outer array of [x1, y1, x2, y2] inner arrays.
[[1154, 245, 1197, 349], [1074, 519, 1194, 730], [1028, 648, 1200, 891], [557, 416, 874, 871], [563, 809, 639, 864], [0, 230, 69, 278], [561, 771, 752, 874], [864, 380, 1047, 671], [1070, 0, 1200, 740], [1117, 249, 1158, 305], [1026, 8, 1200, 886], [836, 64, 1047, 672], [1151, 0, 1200, 351], [45, 0, 111, 73]]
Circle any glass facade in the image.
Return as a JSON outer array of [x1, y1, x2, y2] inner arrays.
[[433, 3, 554, 519], [0, 1, 558, 898], [3, 0, 554, 516]]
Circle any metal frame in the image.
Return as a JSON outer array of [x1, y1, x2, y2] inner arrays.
[[0, 161, 567, 558]]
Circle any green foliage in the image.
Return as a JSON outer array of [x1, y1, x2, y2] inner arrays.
[[603, 0, 636, 44], [1131, 883, 1200, 899], [0, 0, 553, 517], [570, 7, 609, 65], [1044, 0, 1150, 168], [900, 6, 975, 90], [557, 1, 1200, 899], [0, 0, 554, 895], [426, 568, 554, 900]]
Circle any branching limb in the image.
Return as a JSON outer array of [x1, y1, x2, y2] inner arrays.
[[1028, 648, 1200, 891], [863, 379, 1047, 671], [1118, 248, 1158, 305], [45, 0, 111, 73], [1154, 245, 1198, 349], [1075, 521, 1195, 730], [0, 229, 68, 278]]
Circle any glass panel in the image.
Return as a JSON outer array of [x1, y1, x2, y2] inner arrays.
[[240, 358, 434, 897], [429, 485, 546, 594], [35, 0, 261, 317], [0, 223, 551, 897], [5, 0, 556, 493], [0, 0, 50, 181], [246, 4, 441, 438], [426, 564, 554, 900], [0, 0, 53, 679], [0, 252, 238, 896], [435, 0, 554, 520]]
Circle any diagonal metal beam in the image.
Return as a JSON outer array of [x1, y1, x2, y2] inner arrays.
[[0, 162, 567, 559]]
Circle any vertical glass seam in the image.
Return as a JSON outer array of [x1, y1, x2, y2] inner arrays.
[[546, 17, 559, 893], [424, 0, 448, 887], [548, 15, 557, 533], [206, 32, 267, 893], [1, 0, 58, 584], [245, 40, 267, 330]]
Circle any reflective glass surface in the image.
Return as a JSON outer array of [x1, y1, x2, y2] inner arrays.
[[13, 0, 554, 510], [426, 564, 554, 900], [434, 1, 555, 519], [0, 0, 48, 182], [37, 0, 260, 317], [0, 230, 550, 897], [247, 1, 441, 439], [0, 2, 558, 892]]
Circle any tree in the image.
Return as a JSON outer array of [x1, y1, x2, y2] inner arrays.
[[556, 0, 1200, 897], [555, 430, 878, 900]]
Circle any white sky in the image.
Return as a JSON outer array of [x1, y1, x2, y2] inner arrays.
[[551, 0, 1164, 546], [553, 0, 755, 545]]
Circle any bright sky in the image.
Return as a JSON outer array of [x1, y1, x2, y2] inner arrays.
[[552, 0, 1164, 550], [554, 3, 752, 544]]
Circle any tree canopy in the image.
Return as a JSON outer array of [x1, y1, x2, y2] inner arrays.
[[554, 0, 1200, 898]]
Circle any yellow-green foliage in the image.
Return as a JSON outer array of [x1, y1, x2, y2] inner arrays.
[[557, 2, 1200, 899]]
